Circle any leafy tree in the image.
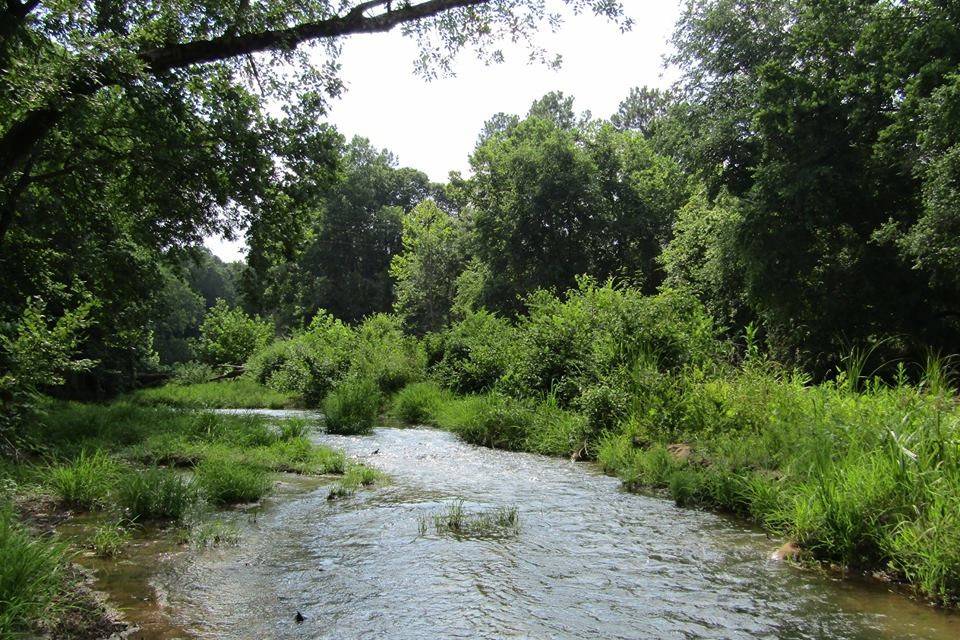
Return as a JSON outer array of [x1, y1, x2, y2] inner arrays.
[[0, 296, 95, 442], [468, 96, 689, 312], [391, 200, 469, 333], [0, 0, 628, 395], [659, 189, 746, 329], [611, 86, 673, 136], [669, 0, 960, 366], [292, 137, 436, 324]]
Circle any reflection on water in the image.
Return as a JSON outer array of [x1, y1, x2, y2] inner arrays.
[[83, 413, 960, 639]]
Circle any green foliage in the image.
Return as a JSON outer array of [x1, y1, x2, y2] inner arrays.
[[46, 450, 121, 510], [116, 468, 200, 521], [195, 300, 273, 367], [171, 361, 216, 385], [502, 279, 720, 405], [468, 104, 689, 311], [88, 520, 132, 558], [247, 311, 354, 406], [326, 464, 382, 499], [431, 311, 515, 394], [0, 504, 66, 636], [348, 314, 425, 394], [323, 378, 381, 435], [669, 0, 960, 367], [196, 457, 271, 506], [0, 296, 95, 439], [185, 518, 241, 550]]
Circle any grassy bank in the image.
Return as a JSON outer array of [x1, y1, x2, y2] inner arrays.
[[129, 378, 296, 409], [383, 370, 960, 606], [0, 399, 373, 635]]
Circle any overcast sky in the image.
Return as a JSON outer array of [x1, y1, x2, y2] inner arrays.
[[206, 0, 683, 262]]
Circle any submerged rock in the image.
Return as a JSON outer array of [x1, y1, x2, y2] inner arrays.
[[771, 541, 802, 562]]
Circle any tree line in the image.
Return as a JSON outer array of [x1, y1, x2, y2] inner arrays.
[[3, 0, 960, 402]]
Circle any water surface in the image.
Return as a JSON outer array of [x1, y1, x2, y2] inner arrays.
[[129, 416, 960, 639]]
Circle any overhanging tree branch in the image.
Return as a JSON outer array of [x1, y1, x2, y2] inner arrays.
[[0, 0, 488, 224], [138, 0, 485, 72]]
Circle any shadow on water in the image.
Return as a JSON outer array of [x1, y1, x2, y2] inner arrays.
[[67, 413, 960, 639]]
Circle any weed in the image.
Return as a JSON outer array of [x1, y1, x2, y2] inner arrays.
[[88, 520, 131, 558], [0, 503, 66, 635], [47, 450, 120, 510], [418, 500, 520, 538]]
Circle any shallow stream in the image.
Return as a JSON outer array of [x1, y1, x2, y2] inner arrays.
[[82, 413, 960, 639]]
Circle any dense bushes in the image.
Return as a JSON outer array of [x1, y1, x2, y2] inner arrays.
[[246, 312, 423, 407], [195, 300, 273, 367]]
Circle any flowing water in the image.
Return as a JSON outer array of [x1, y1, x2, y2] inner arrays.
[[88, 413, 960, 639]]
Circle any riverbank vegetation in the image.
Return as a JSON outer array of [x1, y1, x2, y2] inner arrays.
[[0, 401, 367, 636], [4, 0, 960, 630]]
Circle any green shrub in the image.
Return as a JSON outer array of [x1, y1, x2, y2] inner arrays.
[[116, 468, 199, 521], [171, 361, 215, 385], [0, 504, 67, 636], [434, 393, 531, 450], [432, 311, 515, 394], [196, 457, 271, 505], [390, 382, 449, 424], [349, 314, 425, 394], [195, 300, 273, 367], [323, 378, 381, 435], [246, 312, 354, 406], [47, 450, 120, 509], [504, 281, 721, 405]]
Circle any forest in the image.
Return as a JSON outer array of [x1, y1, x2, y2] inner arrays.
[[2, 0, 960, 638]]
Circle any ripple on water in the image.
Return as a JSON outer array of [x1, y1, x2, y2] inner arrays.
[[138, 418, 960, 640]]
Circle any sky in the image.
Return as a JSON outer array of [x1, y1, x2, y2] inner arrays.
[[206, 0, 683, 262]]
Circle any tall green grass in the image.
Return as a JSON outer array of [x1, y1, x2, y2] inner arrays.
[[116, 468, 200, 520], [196, 456, 271, 505], [323, 378, 380, 435], [130, 379, 295, 409], [0, 504, 66, 635], [46, 450, 121, 509]]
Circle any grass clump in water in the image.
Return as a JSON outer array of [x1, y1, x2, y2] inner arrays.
[[323, 378, 380, 435], [182, 518, 241, 549], [326, 464, 382, 500], [418, 500, 520, 538], [46, 450, 121, 510], [196, 456, 271, 505], [88, 520, 132, 558], [116, 468, 200, 521]]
